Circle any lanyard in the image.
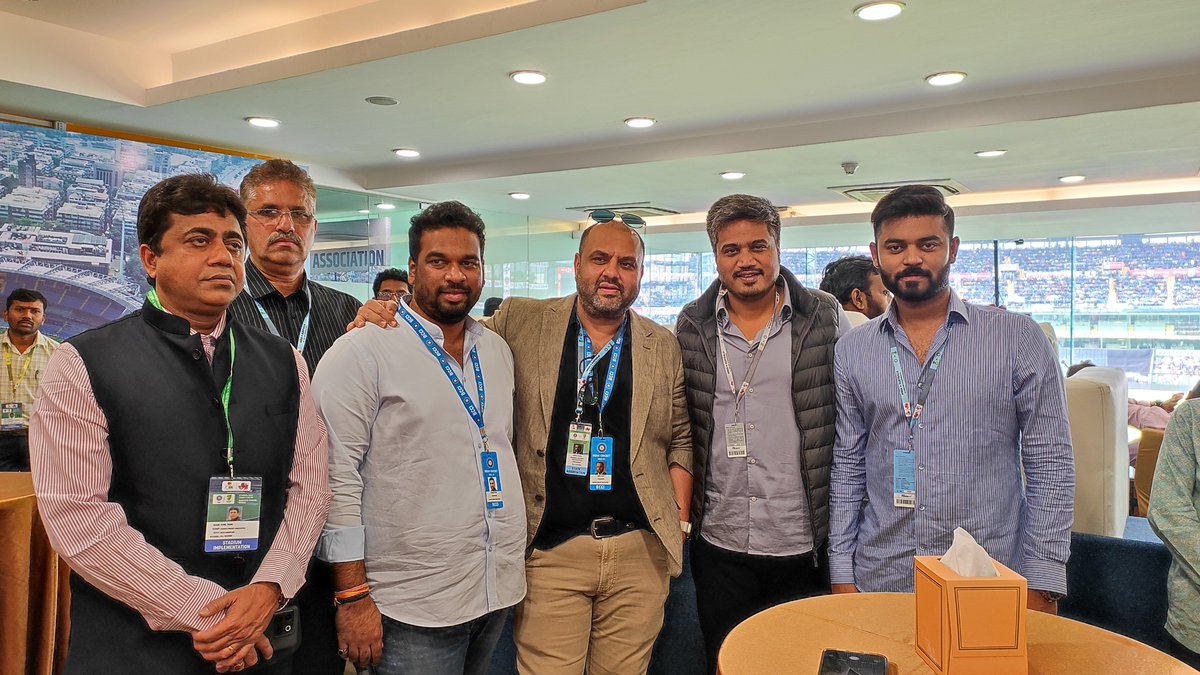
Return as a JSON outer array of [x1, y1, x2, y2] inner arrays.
[[397, 302, 488, 451], [889, 325, 951, 448], [147, 290, 237, 476], [252, 283, 312, 353], [717, 288, 779, 420], [575, 316, 627, 424], [4, 344, 34, 398]]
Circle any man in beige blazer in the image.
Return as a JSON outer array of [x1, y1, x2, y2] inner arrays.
[[350, 217, 692, 674]]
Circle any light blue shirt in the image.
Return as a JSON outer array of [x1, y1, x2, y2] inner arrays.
[[829, 291, 1074, 594], [312, 300, 526, 627]]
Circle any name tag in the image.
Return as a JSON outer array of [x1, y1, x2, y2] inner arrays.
[[725, 422, 748, 458], [589, 437, 613, 491], [0, 402, 24, 430], [893, 449, 916, 509], [205, 476, 262, 553], [566, 422, 592, 476], [482, 451, 503, 509]]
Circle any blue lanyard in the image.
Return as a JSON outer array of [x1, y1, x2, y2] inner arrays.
[[576, 317, 627, 421], [397, 302, 488, 450], [252, 283, 311, 353], [889, 325, 952, 439]]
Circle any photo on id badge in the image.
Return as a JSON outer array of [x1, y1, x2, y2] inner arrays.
[[589, 437, 613, 491], [205, 477, 262, 553]]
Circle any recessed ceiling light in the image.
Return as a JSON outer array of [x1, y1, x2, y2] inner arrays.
[[624, 117, 657, 129], [720, 171, 746, 180], [392, 148, 420, 158], [509, 71, 547, 85], [854, 1, 905, 21], [925, 71, 967, 87], [244, 116, 280, 128], [365, 96, 399, 106], [376, 203, 396, 210], [509, 192, 531, 200], [974, 149, 1007, 158], [1059, 175, 1086, 183], [357, 209, 370, 214]]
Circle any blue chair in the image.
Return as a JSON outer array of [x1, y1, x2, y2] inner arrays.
[[1059, 531, 1172, 651]]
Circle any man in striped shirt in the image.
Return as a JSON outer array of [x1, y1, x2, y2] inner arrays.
[[829, 185, 1074, 613]]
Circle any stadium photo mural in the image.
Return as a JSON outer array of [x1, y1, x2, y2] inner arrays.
[[0, 120, 262, 340]]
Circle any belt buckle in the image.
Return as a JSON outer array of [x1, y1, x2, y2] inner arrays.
[[589, 516, 617, 539]]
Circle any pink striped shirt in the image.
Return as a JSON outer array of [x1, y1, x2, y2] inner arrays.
[[30, 313, 331, 634]]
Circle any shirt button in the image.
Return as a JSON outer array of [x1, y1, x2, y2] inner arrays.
[[749, 496, 758, 503], [748, 458, 757, 465], [748, 424, 755, 430], [918, 423, 925, 429], [748, 387, 754, 393], [919, 465, 925, 471], [919, 505, 926, 511]]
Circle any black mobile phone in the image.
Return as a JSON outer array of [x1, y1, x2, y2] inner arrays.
[[817, 649, 889, 675], [265, 606, 301, 658]]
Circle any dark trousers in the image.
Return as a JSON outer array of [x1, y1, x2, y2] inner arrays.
[[0, 432, 29, 471], [1166, 633, 1200, 670], [287, 560, 344, 675], [690, 536, 830, 674]]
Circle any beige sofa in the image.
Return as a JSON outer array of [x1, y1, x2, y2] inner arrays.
[[1065, 366, 1129, 537]]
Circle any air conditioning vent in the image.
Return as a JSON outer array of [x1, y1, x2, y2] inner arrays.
[[565, 201, 680, 218], [828, 179, 969, 203]]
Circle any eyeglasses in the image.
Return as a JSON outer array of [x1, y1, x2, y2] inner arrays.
[[249, 208, 315, 225], [589, 209, 646, 229], [375, 290, 407, 301]]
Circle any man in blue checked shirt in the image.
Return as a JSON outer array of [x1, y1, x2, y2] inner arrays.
[[829, 185, 1074, 614]]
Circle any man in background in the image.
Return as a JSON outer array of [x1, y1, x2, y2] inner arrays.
[[819, 255, 891, 328], [372, 268, 410, 300], [0, 288, 58, 470]]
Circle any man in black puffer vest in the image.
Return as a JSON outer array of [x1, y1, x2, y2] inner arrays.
[[674, 194, 849, 673], [31, 174, 331, 674]]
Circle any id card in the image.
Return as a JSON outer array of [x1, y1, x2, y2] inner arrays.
[[0, 402, 23, 431], [724, 422, 748, 458], [589, 437, 613, 491], [566, 422, 592, 476], [482, 451, 503, 509], [892, 449, 916, 508], [205, 476, 262, 553]]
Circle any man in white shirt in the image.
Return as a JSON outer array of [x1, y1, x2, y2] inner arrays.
[[819, 255, 891, 328], [312, 201, 525, 675]]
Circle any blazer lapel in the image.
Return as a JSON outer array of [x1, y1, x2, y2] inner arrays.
[[539, 296, 573, 428], [629, 313, 657, 465]]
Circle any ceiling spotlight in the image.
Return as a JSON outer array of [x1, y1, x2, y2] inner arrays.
[[357, 209, 370, 214], [975, 149, 1007, 158], [376, 203, 396, 210], [624, 117, 657, 129], [244, 116, 280, 128], [509, 71, 547, 85], [509, 192, 532, 200], [925, 71, 967, 87], [854, 2, 905, 21], [365, 96, 399, 106], [1059, 175, 1087, 183], [720, 171, 746, 180], [392, 148, 420, 158]]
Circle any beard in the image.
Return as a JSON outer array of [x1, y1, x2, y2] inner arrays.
[[412, 283, 481, 325], [881, 264, 951, 303], [8, 319, 37, 337], [577, 275, 637, 320]]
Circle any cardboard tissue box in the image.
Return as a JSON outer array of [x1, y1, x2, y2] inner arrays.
[[914, 529, 1028, 675]]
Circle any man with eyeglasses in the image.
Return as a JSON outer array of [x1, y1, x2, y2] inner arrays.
[[228, 159, 362, 675], [372, 268, 410, 301], [351, 210, 692, 674]]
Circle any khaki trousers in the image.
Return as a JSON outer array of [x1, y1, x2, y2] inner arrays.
[[513, 529, 671, 675]]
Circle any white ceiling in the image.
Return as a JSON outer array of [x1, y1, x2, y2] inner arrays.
[[1, 0, 1198, 230]]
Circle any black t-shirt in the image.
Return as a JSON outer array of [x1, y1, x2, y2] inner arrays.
[[533, 309, 650, 550]]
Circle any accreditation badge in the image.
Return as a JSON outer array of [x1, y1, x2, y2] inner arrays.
[[892, 449, 916, 509], [589, 437, 613, 491], [482, 451, 503, 509], [565, 422, 592, 476], [205, 476, 263, 553], [724, 422, 748, 458], [0, 402, 24, 430]]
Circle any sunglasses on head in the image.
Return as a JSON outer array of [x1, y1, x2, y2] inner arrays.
[[589, 209, 646, 229]]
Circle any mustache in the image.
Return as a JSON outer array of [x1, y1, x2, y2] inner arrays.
[[594, 277, 625, 293], [438, 284, 471, 295], [268, 232, 303, 246], [894, 267, 931, 280]]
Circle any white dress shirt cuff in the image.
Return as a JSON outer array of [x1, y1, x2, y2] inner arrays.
[[316, 525, 366, 563]]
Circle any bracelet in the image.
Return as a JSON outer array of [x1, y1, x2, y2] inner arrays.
[[333, 590, 371, 607], [334, 583, 369, 598]]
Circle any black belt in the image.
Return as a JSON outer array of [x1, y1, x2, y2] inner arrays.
[[588, 516, 641, 539]]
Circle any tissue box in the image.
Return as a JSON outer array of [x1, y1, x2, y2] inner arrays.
[[914, 556, 1028, 675]]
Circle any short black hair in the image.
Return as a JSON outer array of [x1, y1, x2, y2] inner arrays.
[[6, 288, 46, 311], [372, 268, 409, 296], [870, 185, 955, 238], [483, 296, 503, 317], [1066, 360, 1095, 378], [138, 174, 246, 254], [819, 255, 879, 304], [408, 201, 485, 262]]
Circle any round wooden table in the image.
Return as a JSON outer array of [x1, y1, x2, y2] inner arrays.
[[717, 593, 1190, 675]]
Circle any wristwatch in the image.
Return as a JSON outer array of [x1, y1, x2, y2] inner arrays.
[[680, 521, 692, 535], [1038, 591, 1066, 603]]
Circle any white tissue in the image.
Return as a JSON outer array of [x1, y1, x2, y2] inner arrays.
[[940, 527, 999, 577]]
